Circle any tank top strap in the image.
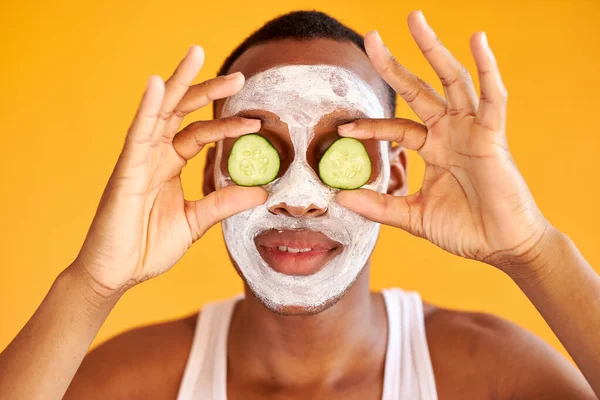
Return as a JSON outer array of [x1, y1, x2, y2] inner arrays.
[[176, 294, 242, 400], [381, 288, 438, 400]]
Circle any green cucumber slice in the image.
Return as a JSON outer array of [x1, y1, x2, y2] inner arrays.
[[228, 134, 280, 186], [318, 138, 371, 189]]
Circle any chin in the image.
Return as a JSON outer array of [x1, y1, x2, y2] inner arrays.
[[252, 287, 348, 316]]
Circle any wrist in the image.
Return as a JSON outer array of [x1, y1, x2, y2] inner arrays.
[[500, 224, 566, 285], [59, 262, 124, 318]]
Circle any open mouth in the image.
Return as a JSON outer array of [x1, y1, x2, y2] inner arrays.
[[254, 229, 343, 276]]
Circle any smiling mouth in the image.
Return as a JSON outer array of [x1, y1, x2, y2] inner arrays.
[[254, 229, 343, 276]]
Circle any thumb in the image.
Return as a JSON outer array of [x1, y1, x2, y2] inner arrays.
[[336, 189, 424, 238], [185, 185, 268, 241]]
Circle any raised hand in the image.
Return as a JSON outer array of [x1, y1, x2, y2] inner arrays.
[[74, 46, 267, 293], [337, 11, 552, 271]]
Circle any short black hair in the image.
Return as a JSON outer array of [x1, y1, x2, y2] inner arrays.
[[214, 10, 396, 117]]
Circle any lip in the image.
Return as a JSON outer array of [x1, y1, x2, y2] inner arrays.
[[254, 229, 343, 276]]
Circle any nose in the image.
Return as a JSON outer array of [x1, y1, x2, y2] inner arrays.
[[268, 202, 327, 218]]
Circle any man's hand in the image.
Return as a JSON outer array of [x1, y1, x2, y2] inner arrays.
[[0, 46, 268, 400], [338, 12, 600, 397], [73, 45, 267, 295], [337, 11, 551, 274]]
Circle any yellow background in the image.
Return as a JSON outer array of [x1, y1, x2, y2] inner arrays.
[[1, 0, 599, 362]]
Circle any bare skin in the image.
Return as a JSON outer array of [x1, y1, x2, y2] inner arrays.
[[0, 10, 598, 400]]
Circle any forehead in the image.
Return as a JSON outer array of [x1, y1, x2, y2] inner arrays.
[[214, 38, 389, 118], [221, 65, 384, 123]]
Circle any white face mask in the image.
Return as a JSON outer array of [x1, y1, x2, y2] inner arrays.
[[215, 65, 389, 312]]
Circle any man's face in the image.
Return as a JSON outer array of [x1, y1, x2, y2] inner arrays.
[[212, 39, 399, 314]]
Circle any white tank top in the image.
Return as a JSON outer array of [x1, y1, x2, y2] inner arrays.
[[177, 288, 438, 399]]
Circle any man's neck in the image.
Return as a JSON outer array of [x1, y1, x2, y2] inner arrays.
[[227, 267, 388, 390]]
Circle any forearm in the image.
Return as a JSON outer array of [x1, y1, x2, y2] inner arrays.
[[0, 265, 121, 400], [509, 228, 600, 397]]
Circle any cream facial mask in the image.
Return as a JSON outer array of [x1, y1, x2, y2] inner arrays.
[[216, 65, 389, 311]]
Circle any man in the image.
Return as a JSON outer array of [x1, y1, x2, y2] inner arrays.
[[0, 10, 598, 400]]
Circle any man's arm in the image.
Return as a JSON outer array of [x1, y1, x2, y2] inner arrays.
[[508, 229, 600, 398], [0, 45, 266, 400], [336, 10, 600, 397], [0, 267, 120, 400]]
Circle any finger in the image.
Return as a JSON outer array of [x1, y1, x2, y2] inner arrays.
[[364, 30, 446, 128], [151, 45, 205, 143], [336, 189, 424, 238], [121, 75, 165, 166], [470, 32, 508, 132], [163, 72, 246, 139], [407, 11, 478, 114], [185, 185, 268, 241], [338, 118, 428, 152], [172, 117, 261, 161]]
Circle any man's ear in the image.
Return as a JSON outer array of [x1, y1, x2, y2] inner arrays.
[[203, 146, 217, 196], [387, 145, 408, 196]]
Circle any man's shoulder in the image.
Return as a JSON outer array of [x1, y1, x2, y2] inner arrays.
[[64, 312, 200, 400], [423, 303, 520, 353], [423, 304, 525, 367], [421, 303, 594, 399]]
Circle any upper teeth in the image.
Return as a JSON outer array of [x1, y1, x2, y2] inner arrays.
[[277, 246, 312, 253]]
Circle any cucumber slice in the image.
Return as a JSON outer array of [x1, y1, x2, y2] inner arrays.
[[318, 138, 371, 189], [228, 134, 280, 186]]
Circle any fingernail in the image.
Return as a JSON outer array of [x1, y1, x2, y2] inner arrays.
[[225, 71, 243, 80], [371, 30, 393, 57], [480, 32, 489, 48], [338, 122, 356, 133], [186, 45, 197, 57], [243, 118, 261, 126], [372, 30, 383, 45], [145, 74, 162, 91], [415, 10, 427, 26], [336, 190, 353, 205]]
